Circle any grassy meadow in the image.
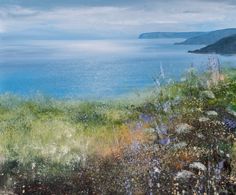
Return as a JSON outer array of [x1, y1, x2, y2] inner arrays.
[[0, 63, 236, 194]]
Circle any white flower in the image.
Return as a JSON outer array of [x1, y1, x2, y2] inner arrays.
[[175, 170, 195, 180], [32, 162, 36, 170], [175, 123, 193, 134], [199, 117, 210, 122], [154, 167, 161, 173], [206, 111, 218, 116], [189, 162, 207, 172]]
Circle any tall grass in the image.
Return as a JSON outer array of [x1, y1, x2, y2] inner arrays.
[[0, 65, 236, 193]]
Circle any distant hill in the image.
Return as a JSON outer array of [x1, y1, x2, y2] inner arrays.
[[138, 32, 205, 39], [176, 28, 236, 45], [189, 34, 236, 54]]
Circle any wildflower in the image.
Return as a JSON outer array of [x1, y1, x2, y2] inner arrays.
[[139, 113, 153, 123], [199, 117, 210, 122], [223, 118, 236, 131], [207, 56, 221, 86], [156, 124, 168, 135], [206, 111, 218, 116], [159, 137, 171, 145], [175, 123, 194, 134], [189, 162, 207, 172], [160, 63, 165, 79], [175, 170, 195, 180]]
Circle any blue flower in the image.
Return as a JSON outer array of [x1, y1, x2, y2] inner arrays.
[[223, 117, 236, 131], [159, 138, 171, 145], [139, 114, 153, 123], [156, 124, 168, 135]]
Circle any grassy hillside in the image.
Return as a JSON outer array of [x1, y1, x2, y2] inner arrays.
[[0, 63, 236, 194], [189, 34, 236, 54], [176, 28, 236, 45]]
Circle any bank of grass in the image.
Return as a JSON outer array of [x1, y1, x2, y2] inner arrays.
[[0, 67, 236, 193], [0, 99, 123, 154]]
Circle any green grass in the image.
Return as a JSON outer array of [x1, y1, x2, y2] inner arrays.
[[0, 67, 236, 193], [0, 69, 234, 161]]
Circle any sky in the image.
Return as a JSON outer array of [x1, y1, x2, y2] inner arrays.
[[0, 0, 236, 39]]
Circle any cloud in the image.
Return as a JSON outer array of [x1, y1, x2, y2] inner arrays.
[[0, 0, 236, 38], [0, 0, 170, 9], [0, 23, 5, 33], [201, 0, 236, 6], [2, 0, 236, 9], [0, 5, 39, 18]]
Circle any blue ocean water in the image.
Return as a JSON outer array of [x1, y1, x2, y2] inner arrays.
[[0, 39, 235, 99]]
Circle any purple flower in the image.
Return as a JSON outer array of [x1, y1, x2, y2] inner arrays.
[[130, 140, 141, 153], [134, 121, 143, 130], [223, 117, 236, 131], [159, 138, 171, 145], [218, 160, 225, 170], [139, 114, 153, 123], [156, 124, 168, 135]]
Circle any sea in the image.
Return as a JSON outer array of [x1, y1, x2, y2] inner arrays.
[[0, 38, 235, 99]]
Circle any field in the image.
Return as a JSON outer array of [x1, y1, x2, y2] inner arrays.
[[0, 63, 236, 194]]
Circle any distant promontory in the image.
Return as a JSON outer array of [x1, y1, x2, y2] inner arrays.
[[138, 32, 205, 39], [176, 28, 236, 45], [189, 34, 236, 54]]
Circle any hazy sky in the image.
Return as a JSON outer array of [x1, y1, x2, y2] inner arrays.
[[0, 0, 236, 39]]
